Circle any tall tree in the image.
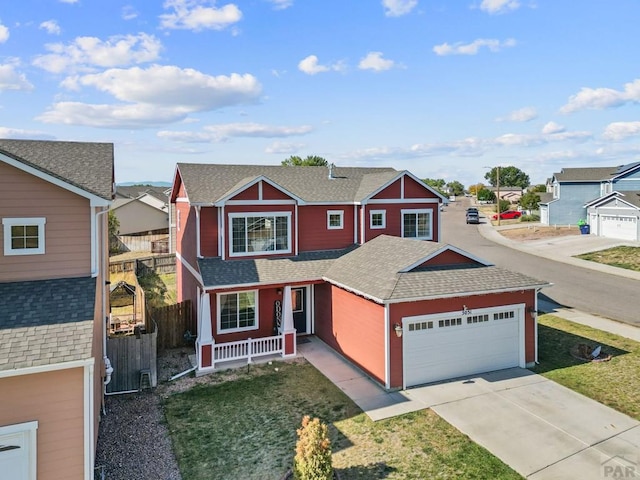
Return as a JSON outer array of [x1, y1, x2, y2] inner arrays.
[[476, 188, 496, 202], [446, 180, 465, 197], [468, 183, 485, 196], [282, 155, 328, 166], [484, 166, 530, 189]]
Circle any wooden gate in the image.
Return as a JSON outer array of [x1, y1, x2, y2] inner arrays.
[[106, 328, 157, 394]]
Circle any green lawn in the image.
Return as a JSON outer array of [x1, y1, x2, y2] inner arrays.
[[163, 361, 521, 480], [576, 246, 640, 272], [533, 314, 640, 420]]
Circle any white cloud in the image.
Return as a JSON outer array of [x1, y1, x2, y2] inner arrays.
[[479, 0, 520, 14], [39, 20, 61, 35], [0, 22, 9, 43], [38, 65, 262, 128], [560, 79, 640, 114], [122, 6, 139, 20], [0, 62, 34, 91], [33, 33, 163, 73], [0, 128, 55, 140], [358, 52, 396, 72], [382, 0, 418, 17], [497, 107, 537, 122], [298, 55, 344, 75], [158, 122, 313, 142], [265, 141, 305, 154], [433, 38, 516, 56], [602, 121, 640, 141], [160, 0, 242, 31], [541, 121, 565, 134], [266, 0, 293, 10]]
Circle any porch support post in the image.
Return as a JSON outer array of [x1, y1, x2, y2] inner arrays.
[[281, 286, 297, 358], [197, 293, 214, 370]]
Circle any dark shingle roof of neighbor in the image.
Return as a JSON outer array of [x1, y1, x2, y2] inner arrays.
[[537, 192, 554, 204], [177, 163, 404, 204], [199, 235, 549, 302], [553, 166, 619, 182], [0, 139, 114, 200], [0, 276, 97, 371], [116, 185, 169, 201]]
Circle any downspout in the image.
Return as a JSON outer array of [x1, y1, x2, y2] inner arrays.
[[196, 206, 202, 258], [95, 208, 114, 413], [534, 288, 540, 364]]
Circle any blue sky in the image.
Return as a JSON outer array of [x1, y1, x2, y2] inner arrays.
[[2, 0, 640, 187]]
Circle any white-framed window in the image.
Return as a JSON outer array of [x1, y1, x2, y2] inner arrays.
[[2, 218, 46, 256], [217, 290, 258, 333], [229, 212, 291, 256], [327, 210, 344, 230], [370, 210, 386, 229], [0, 421, 38, 480], [401, 209, 432, 240]]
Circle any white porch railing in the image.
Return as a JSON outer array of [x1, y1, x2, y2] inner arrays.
[[212, 335, 283, 367]]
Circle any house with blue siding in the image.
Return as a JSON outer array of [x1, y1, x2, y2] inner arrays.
[[540, 162, 640, 241]]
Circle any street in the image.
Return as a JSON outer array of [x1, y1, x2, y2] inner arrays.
[[440, 199, 639, 326]]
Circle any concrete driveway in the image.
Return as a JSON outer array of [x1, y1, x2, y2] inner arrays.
[[404, 368, 640, 479]]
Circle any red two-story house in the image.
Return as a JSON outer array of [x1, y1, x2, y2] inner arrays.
[[0, 139, 114, 480], [171, 163, 548, 390]]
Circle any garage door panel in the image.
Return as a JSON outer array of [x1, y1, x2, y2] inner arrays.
[[600, 215, 637, 241], [404, 308, 522, 387]]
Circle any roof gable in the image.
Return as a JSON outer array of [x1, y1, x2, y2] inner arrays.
[[585, 190, 640, 209], [0, 139, 114, 202], [216, 175, 302, 206]]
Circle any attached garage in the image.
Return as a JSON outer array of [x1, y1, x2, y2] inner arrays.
[[600, 215, 638, 241], [402, 305, 524, 388]]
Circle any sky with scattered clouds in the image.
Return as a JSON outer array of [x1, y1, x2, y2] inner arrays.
[[1, 0, 640, 186]]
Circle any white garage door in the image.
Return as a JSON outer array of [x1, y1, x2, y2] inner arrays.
[[600, 215, 638, 241], [0, 422, 37, 480], [403, 306, 523, 388], [540, 205, 548, 225]]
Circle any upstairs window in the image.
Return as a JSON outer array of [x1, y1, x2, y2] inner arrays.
[[401, 209, 432, 240], [370, 210, 386, 229], [230, 212, 291, 256], [2, 218, 46, 256], [327, 210, 344, 230]]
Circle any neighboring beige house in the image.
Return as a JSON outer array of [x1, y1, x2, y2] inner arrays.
[[0, 139, 114, 480], [111, 186, 170, 252], [488, 186, 523, 203]]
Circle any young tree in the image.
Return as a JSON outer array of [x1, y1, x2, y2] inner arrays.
[[476, 188, 496, 202], [282, 155, 328, 166], [468, 183, 485, 196], [423, 178, 446, 195], [293, 416, 333, 480], [520, 191, 541, 211], [484, 166, 530, 189]]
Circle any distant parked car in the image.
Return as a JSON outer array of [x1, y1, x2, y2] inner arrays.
[[492, 210, 522, 220], [466, 212, 480, 224], [466, 207, 479, 215]]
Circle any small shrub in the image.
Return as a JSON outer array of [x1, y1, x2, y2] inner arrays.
[[520, 214, 540, 222], [293, 416, 333, 480]]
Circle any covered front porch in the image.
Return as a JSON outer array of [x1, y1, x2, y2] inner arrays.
[[195, 285, 299, 375]]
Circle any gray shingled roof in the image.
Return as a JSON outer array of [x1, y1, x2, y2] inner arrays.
[[0, 139, 114, 200], [0, 277, 97, 371], [116, 185, 169, 201], [617, 191, 640, 208], [177, 163, 402, 204], [553, 166, 619, 182], [537, 192, 554, 204], [198, 248, 354, 287], [199, 235, 549, 302]]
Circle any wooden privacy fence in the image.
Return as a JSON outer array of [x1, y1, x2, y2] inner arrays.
[[109, 254, 175, 275], [151, 299, 194, 350], [106, 327, 157, 394]]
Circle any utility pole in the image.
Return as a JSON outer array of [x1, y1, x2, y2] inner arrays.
[[496, 165, 501, 227]]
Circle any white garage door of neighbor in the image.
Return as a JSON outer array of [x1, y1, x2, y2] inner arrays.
[[0, 431, 32, 480], [600, 215, 638, 241], [403, 306, 523, 388]]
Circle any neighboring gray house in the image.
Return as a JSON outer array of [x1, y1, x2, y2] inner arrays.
[[540, 162, 640, 241]]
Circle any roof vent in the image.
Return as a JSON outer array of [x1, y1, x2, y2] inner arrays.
[[328, 163, 335, 179]]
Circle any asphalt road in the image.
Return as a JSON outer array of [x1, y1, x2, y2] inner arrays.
[[440, 199, 639, 326]]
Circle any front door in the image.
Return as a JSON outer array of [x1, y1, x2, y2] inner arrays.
[[291, 287, 307, 334]]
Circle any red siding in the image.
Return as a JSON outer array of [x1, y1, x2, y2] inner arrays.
[[230, 183, 259, 201], [315, 285, 386, 384], [371, 179, 401, 199], [417, 250, 480, 267], [262, 181, 293, 200], [200, 207, 218, 257], [404, 175, 439, 199], [364, 203, 439, 243], [388, 290, 536, 389], [298, 205, 355, 252]]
